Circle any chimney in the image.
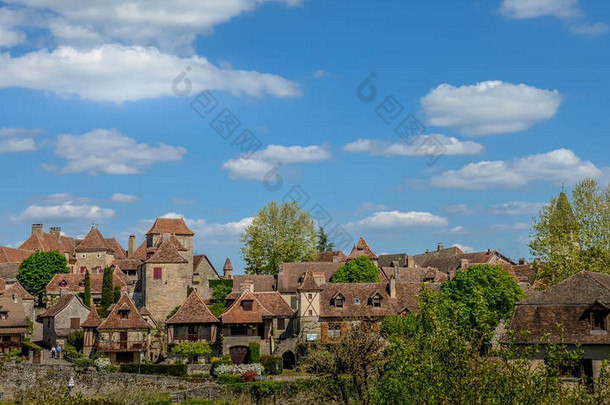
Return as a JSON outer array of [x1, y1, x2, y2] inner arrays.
[[31, 223, 43, 237], [223, 257, 233, 280], [390, 268, 398, 298], [460, 258, 469, 269], [240, 281, 254, 293], [128, 235, 136, 257], [519, 258, 526, 265], [425, 249, 430, 253], [313, 272, 326, 285], [437, 243, 444, 251], [49, 227, 61, 239], [407, 255, 415, 268]]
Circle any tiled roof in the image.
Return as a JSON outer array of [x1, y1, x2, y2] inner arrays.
[[104, 238, 127, 260], [98, 294, 150, 330], [40, 294, 86, 318], [378, 254, 408, 268], [19, 232, 77, 258], [232, 275, 276, 293], [81, 305, 101, 328], [277, 262, 343, 293], [0, 247, 34, 263], [145, 238, 188, 264], [6, 282, 35, 300], [381, 267, 448, 284], [46, 268, 127, 294], [112, 258, 142, 271], [316, 251, 347, 263], [130, 241, 148, 260], [76, 227, 112, 252], [147, 218, 194, 236], [0, 291, 28, 330], [297, 270, 321, 290], [166, 292, 219, 325], [223, 257, 233, 271], [221, 290, 293, 324], [520, 271, 610, 305], [0, 263, 20, 281], [347, 237, 378, 260], [411, 247, 515, 274]]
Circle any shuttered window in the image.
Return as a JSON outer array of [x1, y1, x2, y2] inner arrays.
[[153, 267, 162, 280]]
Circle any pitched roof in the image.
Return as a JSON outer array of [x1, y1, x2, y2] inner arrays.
[[221, 290, 293, 324], [0, 291, 27, 330], [40, 294, 87, 318], [6, 281, 35, 301], [166, 292, 219, 325], [0, 247, 34, 263], [112, 258, 142, 271], [348, 237, 378, 260], [223, 257, 233, 271], [277, 262, 343, 293], [19, 231, 78, 258], [130, 241, 148, 261], [378, 254, 408, 268], [297, 270, 321, 290], [381, 267, 448, 284], [76, 227, 112, 253], [145, 238, 188, 264], [147, 218, 194, 236], [232, 275, 276, 293], [46, 269, 127, 294], [98, 294, 150, 329], [0, 263, 20, 281], [411, 247, 515, 274], [104, 238, 127, 260], [316, 251, 348, 263], [519, 271, 610, 305], [81, 305, 101, 328]]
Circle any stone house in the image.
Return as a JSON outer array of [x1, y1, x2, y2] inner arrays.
[[507, 271, 610, 382], [347, 237, 379, 265], [45, 267, 130, 307], [39, 294, 90, 347], [220, 289, 294, 364], [192, 254, 221, 300], [3, 280, 36, 322], [166, 292, 219, 344], [0, 281, 30, 351], [19, 224, 78, 271], [73, 226, 125, 274]]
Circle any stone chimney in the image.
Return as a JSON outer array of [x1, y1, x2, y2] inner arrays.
[[128, 235, 136, 257], [31, 223, 43, 236], [437, 243, 444, 251], [390, 268, 398, 298], [49, 226, 61, 239], [407, 255, 415, 268], [240, 281, 254, 293], [313, 272, 326, 285], [460, 258, 469, 269], [223, 257, 233, 280]]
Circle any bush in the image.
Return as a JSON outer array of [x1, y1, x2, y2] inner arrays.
[[214, 363, 264, 376], [74, 357, 94, 370], [217, 373, 243, 385], [67, 330, 84, 351], [260, 355, 283, 375], [119, 363, 187, 376], [94, 357, 111, 371], [64, 343, 84, 359], [241, 370, 257, 382], [21, 340, 42, 355], [248, 342, 260, 363], [211, 358, 232, 376]]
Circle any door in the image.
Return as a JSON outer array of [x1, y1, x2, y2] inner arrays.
[[229, 346, 248, 365]]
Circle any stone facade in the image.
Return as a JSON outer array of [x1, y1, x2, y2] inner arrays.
[[40, 295, 90, 347]]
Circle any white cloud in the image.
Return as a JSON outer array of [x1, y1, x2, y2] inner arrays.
[[46, 128, 186, 175], [441, 204, 482, 215], [491, 222, 530, 231], [343, 135, 484, 156], [346, 210, 448, 230], [222, 144, 331, 180], [500, 0, 579, 19], [11, 194, 114, 222], [438, 226, 467, 235], [0, 44, 300, 103], [111, 193, 141, 203], [491, 201, 544, 215], [572, 22, 609, 35], [156, 212, 252, 247], [0, 127, 41, 153], [421, 81, 561, 135], [0, 8, 27, 47], [313, 69, 330, 78], [452, 243, 474, 253], [429, 149, 603, 189]]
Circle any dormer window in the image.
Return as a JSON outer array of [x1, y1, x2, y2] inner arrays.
[[59, 280, 67, 288], [78, 281, 85, 287], [242, 299, 253, 311], [119, 310, 129, 320], [0, 312, 7, 320], [370, 292, 383, 308], [354, 298, 360, 304], [590, 310, 607, 332], [333, 294, 344, 308]]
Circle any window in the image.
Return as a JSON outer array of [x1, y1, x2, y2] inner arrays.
[[328, 323, 342, 339], [372, 297, 382, 308], [308, 293, 312, 300], [70, 318, 80, 329], [334, 296, 344, 308], [290, 296, 297, 309], [277, 318, 285, 330], [0, 312, 7, 320], [153, 267, 162, 280], [308, 310, 313, 316], [242, 300, 253, 311], [96, 254, 101, 258], [590, 310, 607, 332], [230, 324, 248, 336], [81, 254, 86, 258], [79, 266, 86, 273], [119, 310, 129, 320], [78, 281, 85, 287], [354, 298, 361, 304], [59, 280, 67, 287]]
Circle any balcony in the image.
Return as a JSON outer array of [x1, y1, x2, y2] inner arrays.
[[97, 341, 147, 352], [173, 333, 211, 342]]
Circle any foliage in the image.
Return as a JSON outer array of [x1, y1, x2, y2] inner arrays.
[[99, 266, 114, 316], [214, 363, 264, 376], [113, 285, 121, 303], [210, 357, 233, 376], [248, 342, 260, 363], [67, 329, 84, 352], [217, 373, 243, 385], [530, 178, 610, 286], [64, 343, 84, 359], [330, 256, 380, 283], [17, 250, 69, 298], [210, 279, 233, 304], [240, 200, 317, 275], [187, 285, 194, 296], [119, 363, 187, 376], [241, 370, 258, 382], [166, 305, 181, 320], [74, 357, 95, 370], [171, 341, 211, 362], [94, 356, 112, 371], [260, 355, 283, 375], [83, 269, 91, 308], [21, 339, 42, 354], [317, 226, 335, 252]]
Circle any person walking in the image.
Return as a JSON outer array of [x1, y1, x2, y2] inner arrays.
[[68, 376, 75, 395], [50, 345, 56, 359], [56, 344, 62, 359]]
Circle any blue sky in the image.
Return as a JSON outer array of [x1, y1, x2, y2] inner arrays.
[[0, 0, 609, 273]]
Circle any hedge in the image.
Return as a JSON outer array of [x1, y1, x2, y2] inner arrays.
[[248, 342, 260, 363], [210, 358, 233, 376], [260, 355, 283, 375], [217, 374, 243, 385], [120, 363, 187, 376]]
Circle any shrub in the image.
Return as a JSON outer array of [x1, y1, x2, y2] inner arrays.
[[94, 357, 111, 371], [210, 358, 232, 376], [64, 343, 84, 359], [217, 373, 243, 385], [21, 340, 42, 355], [214, 363, 264, 376], [248, 342, 260, 363], [260, 355, 283, 375], [119, 363, 187, 376], [74, 357, 94, 371], [241, 370, 257, 382]]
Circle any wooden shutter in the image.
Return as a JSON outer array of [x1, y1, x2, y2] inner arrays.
[[70, 318, 80, 329], [340, 322, 348, 337], [153, 267, 162, 279], [321, 322, 328, 342]]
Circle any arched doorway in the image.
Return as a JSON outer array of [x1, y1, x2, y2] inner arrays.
[[229, 346, 248, 364], [282, 350, 296, 370]]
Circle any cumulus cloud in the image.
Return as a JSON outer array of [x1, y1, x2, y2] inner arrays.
[[111, 193, 141, 203], [11, 193, 114, 222], [0, 44, 299, 103], [343, 135, 484, 156], [222, 144, 331, 180], [0, 127, 41, 153], [346, 210, 448, 230], [45, 128, 186, 175], [420, 81, 561, 135], [429, 149, 603, 189]]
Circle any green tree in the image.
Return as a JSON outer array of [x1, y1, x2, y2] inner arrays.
[[317, 226, 335, 252], [240, 201, 317, 275], [171, 341, 211, 363], [99, 267, 114, 316], [17, 250, 69, 299], [330, 256, 380, 283], [83, 270, 91, 308]]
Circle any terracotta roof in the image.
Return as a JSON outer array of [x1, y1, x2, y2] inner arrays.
[[0, 247, 33, 263], [6, 282, 35, 300], [381, 267, 448, 284], [232, 275, 276, 293], [147, 218, 194, 236], [46, 269, 127, 294], [81, 305, 101, 328], [221, 290, 293, 324], [76, 227, 112, 253], [347, 237, 378, 260], [145, 238, 188, 264], [130, 241, 147, 261], [98, 294, 150, 330], [166, 292, 219, 325], [316, 251, 348, 263], [112, 258, 142, 271], [104, 238, 127, 260], [223, 257, 233, 271], [297, 270, 321, 290], [0, 291, 28, 330], [277, 262, 343, 293], [40, 294, 86, 318], [378, 254, 408, 268], [0, 263, 20, 281], [412, 247, 515, 275]]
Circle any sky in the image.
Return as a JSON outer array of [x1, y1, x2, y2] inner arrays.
[[0, 0, 609, 274]]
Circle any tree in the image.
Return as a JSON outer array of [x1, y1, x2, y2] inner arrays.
[[99, 267, 114, 316], [171, 341, 211, 363], [83, 270, 91, 308], [17, 250, 69, 299], [530, 179, 610, 285], [240, 201, 317, 275], [317, 226, 335, 252], [330, 256, 380, 283]]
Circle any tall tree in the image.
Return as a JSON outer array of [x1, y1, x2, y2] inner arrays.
[[330, 256, 380, 283], [99, 266, 114, 316], [83, 270, 91, 308], [17, 250, 69, 299], [240, 201, 317, 274], [317, 226, 335, 252]]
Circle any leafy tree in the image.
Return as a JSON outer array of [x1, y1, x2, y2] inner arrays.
[[330, 256, 380, 283], [166, 305, 181, 320], [113, 285, 121, 303], [83, 270, 91, 308], [187, 285, 194, 296], [240, 201, 317, 274], [171, 341, 211, 363], [99, 267, 114, 316], [17, 250, 69, 299], [317, 226, 335, 252]]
